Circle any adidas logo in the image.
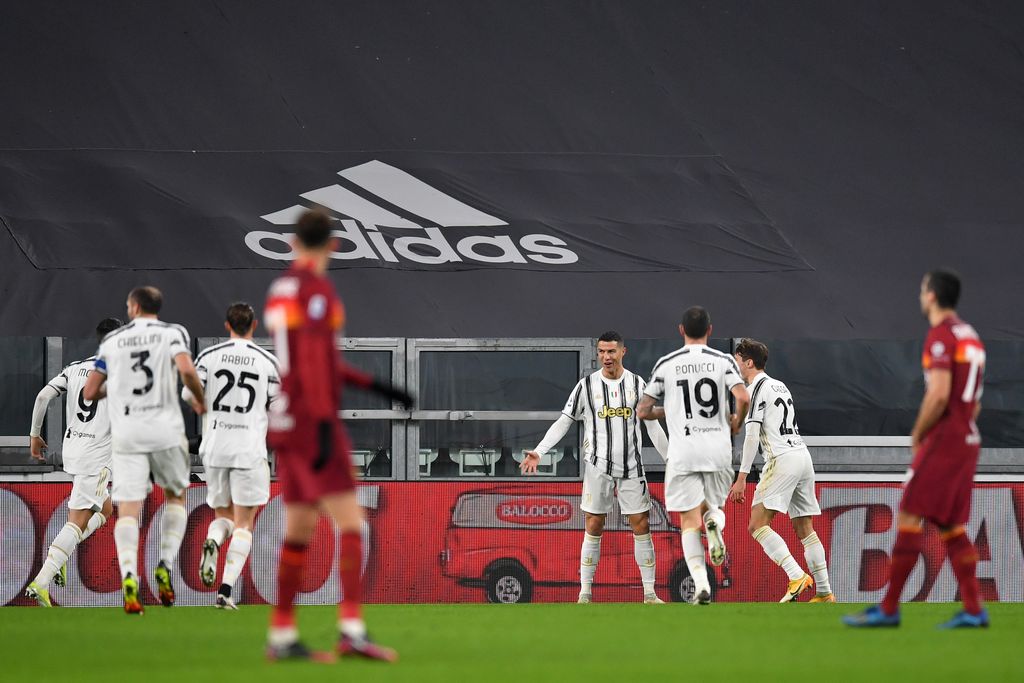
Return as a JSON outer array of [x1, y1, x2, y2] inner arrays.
[[245, 160, 580, 266]]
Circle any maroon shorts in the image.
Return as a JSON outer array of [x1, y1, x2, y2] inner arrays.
[[900, 434, 979, 528], [275, 421, 357, 504]]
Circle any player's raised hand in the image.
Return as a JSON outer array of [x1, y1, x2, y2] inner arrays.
[[520, 451, 541, 475], [29, 436, 47, 460], [728, 480, 746, 504]]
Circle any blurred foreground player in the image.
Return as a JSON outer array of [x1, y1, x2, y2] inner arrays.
[[25, 317, 123, 606], [844, 270, 988, 628], [263, 208, 413, 662]]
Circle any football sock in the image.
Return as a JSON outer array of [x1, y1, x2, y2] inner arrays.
[[801, 531, 832, 595], [34, 522, 83, 586], [82, 512, 106, 541], [943, 528, 983, 615], [205, 517, 235, 548], [272, 541, 307, 628], [339, 531, 363, 621], [703, 505, 726, 533], [681, 528, 710, 592], [221, 528, 253, 588], [579, 533, 602, 593], [752, 526, 803, 581], [339, 618, 367, 640], [880, 525, 923, 615], [633, 532, 657, 593], [114, 516, 139, 579], [158, 503, 188, 570]]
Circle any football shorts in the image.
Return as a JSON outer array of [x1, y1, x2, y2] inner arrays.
[[581, 464, 651, 515], [752, 449, 821, 518]]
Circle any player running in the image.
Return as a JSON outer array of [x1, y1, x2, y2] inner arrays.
[[727, 338, 833, 603], [845, 270, 989, 629], [637, 306, 749, 605], [520, 331, 670, 604], [25, 317, 123, 606], [184, 302, 279, 610], [83, 286, 206, 615], [263, 208, 413, 663]]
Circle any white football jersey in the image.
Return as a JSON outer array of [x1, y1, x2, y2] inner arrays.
[[563, 369, 647, 479], [195, 339, 280, 469], [45, 357, 112, 475], [645, 344, 743, 471], [95, 318, 190, 453], [745, 371, 806, 462]]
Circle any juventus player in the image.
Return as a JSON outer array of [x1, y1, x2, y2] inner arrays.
[[184, 303, 279, 610], [637, 306, 749, 605], [25, 317, 123, 606], [727, 339, 833, 603], [83, 286, 206, 614], [521, 331, 669, 604]]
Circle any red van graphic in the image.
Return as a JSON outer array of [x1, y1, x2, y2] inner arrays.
[[439, 486, 728, 603]]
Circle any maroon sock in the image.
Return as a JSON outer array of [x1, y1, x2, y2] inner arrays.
[[272, 541, 307, 628], [944, 529, 983, 615], [880, 527, 923, 615], [339, 531, 363, 621]]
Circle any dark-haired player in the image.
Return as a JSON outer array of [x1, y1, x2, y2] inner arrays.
[[521, 332, 669, 604], [638, 306, 749, 604], [83, 286, 207, 614], [183, 302, 279, 609], [263, 208, 413, 662], [845, 270, 988, 628], [25, 317, 123, 606], [728, 338, 833, 603]]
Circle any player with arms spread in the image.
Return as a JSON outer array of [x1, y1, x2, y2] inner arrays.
[[845, 269, 988, 628], [185, 302, 280, 610], [637, 306, 749, 605], [83, 286, 206, 615], [520, 331, 670, 604], [25, 317, 123, 606], [728, 338, 833, 603], [263, 209, 413, 662]]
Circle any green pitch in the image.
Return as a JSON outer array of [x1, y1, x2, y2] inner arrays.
[[2, 603, 1021, 682]]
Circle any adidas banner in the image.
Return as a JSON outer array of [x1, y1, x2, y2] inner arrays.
[[3, 481, 1022, 606], [1, 151, 809, 273]]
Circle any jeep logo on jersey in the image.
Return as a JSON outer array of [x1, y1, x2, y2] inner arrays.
[[495, 498, 573, 525], [597, 406, 634, 419], [246, 160, 579, 267]]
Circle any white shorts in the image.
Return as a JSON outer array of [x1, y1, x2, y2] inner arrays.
[[664, 468, 733, 512], [753, 450, 821, 518], [68, 467, 111, 511], [112, 445, 191, 502], [205, 462, 271, 509], [581, 465, 651, 515]]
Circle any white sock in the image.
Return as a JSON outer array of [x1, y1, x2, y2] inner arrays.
[[579, 533, 601, 593], [802, 531, 831, 595], [339, 618, 367, 640], [268, 626, 299, 647], [114, 517, 139, 579], [681, 528, 710, 592], [633, 533, 657, 593], [81, 512, 106, 541], [221, 528, 253, 588], [158, 503, 188, 570], [34, 522, 83, 586], [703, 506, 725, 532], [753, 526, 804, 580], [206, 517, 235, 547]]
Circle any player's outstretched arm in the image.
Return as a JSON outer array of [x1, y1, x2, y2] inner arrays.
[[644, 417, 670, 462], [522, 414, 574, 475], [28, 384, 61, 460], [910, 368, 951, 453], [175, 353, 206, 414], [729, 422, 760, 504]]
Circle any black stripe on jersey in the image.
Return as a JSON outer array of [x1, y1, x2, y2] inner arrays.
[[246, 342, 280, 368], [701, 346, 743, 377], [64, 356, 96, 369], [99, 320, 138, 344], [45, 382, 67, 395], [567, 381, 584, 418], [632, 374, 645, 478], [602, 380, 613, 476], [587, 374, 599, 468], [649, 347, 690, 379], [194, 341, 235, 363], [619, 377, 630, 479], [747, 377, 768, 423], [148, 320, 190, 348]]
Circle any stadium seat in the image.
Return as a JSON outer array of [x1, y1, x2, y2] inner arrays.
[[350, 449, 376, 477], [419, 448, 438, 476], [453, 448, 499, 476]]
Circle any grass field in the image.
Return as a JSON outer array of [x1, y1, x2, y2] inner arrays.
[[2, 603, 1021, 682]]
